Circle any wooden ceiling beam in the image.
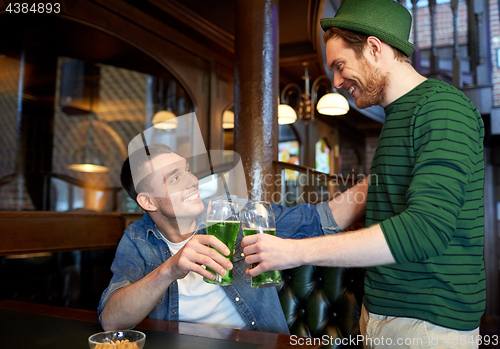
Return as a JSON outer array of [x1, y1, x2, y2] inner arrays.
[[145, 0, 235, 54], [279, 53, 318, 67]]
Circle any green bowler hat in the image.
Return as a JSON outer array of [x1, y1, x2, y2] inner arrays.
[[320, 0, 414, 57]]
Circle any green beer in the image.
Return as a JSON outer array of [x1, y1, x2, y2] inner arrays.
[[243, 228, 283, 288], [203, 221, 240, 286]]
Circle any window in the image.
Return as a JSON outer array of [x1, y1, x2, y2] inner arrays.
[[278, 124, 300, 181], [0, 55, 194, 212], [315, 138, 331, 174]]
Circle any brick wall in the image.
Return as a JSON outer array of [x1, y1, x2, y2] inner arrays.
[[407, 0, 500, 106], [409, 1, 468, 49]]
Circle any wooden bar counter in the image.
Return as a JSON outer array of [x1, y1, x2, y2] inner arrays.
[[0, 300, 320, 349]]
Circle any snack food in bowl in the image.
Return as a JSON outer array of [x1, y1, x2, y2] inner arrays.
[[88, 330, 146, 349]]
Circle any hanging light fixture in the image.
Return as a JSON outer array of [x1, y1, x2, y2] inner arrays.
[[152, 110, 178, 129], [67, 63, 110, 173], [152, 77, 178, 130], [278, 62, 349, 124], [222, 110, 235, 129], [68, 114, 110, 173], [278, 104, 297, 124], [316, 89, 350, 116]]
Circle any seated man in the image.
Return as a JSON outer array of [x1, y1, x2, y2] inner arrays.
[[98, 143, 366, 333]]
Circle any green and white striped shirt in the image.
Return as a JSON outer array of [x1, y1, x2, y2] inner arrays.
[[364, 79, 485, 331]]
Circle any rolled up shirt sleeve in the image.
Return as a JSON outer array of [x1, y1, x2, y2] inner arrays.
[[315, 201, 343, 235], [97, 231, 148, 322]]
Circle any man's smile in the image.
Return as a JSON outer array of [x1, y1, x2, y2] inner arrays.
[[183, 192, 200, 202]]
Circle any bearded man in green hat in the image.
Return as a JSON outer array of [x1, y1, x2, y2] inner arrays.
[[242, 0, 485, 348]]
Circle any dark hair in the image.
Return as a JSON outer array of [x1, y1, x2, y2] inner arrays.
[[121, 143, 174, 202], [323, 27, 410, 63]]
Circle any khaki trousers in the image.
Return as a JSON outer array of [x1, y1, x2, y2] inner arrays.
[[360, 305, 480, 349]]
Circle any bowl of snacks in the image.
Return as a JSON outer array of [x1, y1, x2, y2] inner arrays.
[[88, 330, 146, 348]]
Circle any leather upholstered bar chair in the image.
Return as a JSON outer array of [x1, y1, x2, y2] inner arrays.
[[271, 162, 366, 347], [278, 266, 364, 348], [278, 221, 365, 348]]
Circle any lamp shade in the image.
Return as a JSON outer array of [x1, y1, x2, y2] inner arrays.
[[222, 110, 234, 129], [68, 145, 109, 173], [278, 104, 298, 124], [317, 93, 349, 116], [152, 110, 178, 129]]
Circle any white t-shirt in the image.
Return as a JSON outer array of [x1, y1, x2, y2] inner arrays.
[[161, 232, 247, 329]]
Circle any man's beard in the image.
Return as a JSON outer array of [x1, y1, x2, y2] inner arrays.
[[353, 58, 389, 109]]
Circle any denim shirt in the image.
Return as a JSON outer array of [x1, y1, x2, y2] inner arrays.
[[98, 201, 340, 334]]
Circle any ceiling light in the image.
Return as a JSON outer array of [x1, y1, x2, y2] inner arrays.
[[152, 110, 178, 129], [317, 92, 349, 115], [68, 144, 109, 173], [278, 104, 298, 124], [279, 62, 349, 123], [222, 110, 234, 129]]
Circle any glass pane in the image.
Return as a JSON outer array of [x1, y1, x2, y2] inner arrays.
[[278, 140, 300, 207], [315, 138, 330, 174], [0, 55, 19, 178], [52, 58, 148, 212], [0, 54, 194, 212], [0, 55, 37, 210], [55, 59, 146, 180], [278, 140, 300, 181]]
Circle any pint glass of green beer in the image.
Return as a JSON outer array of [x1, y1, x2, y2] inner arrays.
[[241, 201, 283, 288], [203, 198, 240, 286]]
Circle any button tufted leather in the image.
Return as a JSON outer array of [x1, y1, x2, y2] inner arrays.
[[276, 215, 366, 347], [278, 264, 365, 348]]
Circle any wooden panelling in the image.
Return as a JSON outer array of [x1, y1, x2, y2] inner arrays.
[[122, 213, 144, 230], [0, 211, 125, 256]]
